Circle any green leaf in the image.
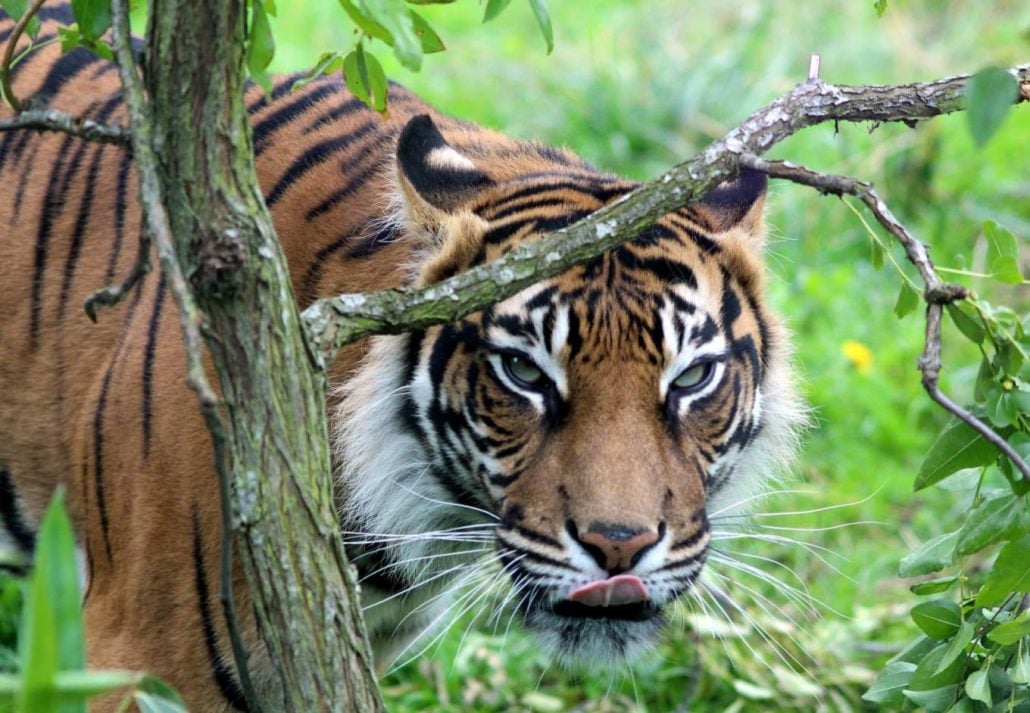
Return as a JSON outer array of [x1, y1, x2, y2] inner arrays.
[[358, 0, 422, 69], [984, 220, 1025, 283], [964, 668, 991, 706], [862, 661, 916, 705], [987, 613, 1030, 645], [361, 48, 389, 112], [912, 599, 962, 639], [71, 0, 111, 41], [409, 10, 445, 53], [338, 0, 393, 44], [343, 48, 371, 105], [247, 0, 275, 94], [1, 0, 41, 38], [915, 419, 996, 490], [902, 686, 959, 712], [483, 0, 513, 22], [976, 534, 1030, 607], [965, 66, 1018, 148], [53, 670, 139, 697], [135, 692, 189, 713], [934, 620, 973, 675], [1011, 646, 1030, 684], [899, 530, 959, 577], [291, 52, 344, 92], [18, 489, 85, 713], [947, 303, 985, 344], [873, 0, 887, 16], [526, 0, 554, 54], [343, 45, 388, 111], [894, 280, 920, 319], [870, 239, 885, 269], [957, 494, 1030, 555], [911, 575, 959, 595]]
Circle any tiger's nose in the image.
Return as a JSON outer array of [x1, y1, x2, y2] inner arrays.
[[569, 521, 663, 574]]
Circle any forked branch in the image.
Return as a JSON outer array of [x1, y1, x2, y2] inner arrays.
[[737, 154, 1029, 480]]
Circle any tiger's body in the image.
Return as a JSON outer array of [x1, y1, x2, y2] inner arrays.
[[0, 6, 803, 711]]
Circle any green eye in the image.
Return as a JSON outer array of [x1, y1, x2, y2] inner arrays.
[[672, 362, 714, 391], [501, 354, 547, 388]]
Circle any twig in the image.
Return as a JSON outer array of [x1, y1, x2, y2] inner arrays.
[[737, 154, 1029, 480], [302, 64, 1030, 358], [0, 109, 132, 145], [109, 2, 262, 710], [0, 0, 45, 111]]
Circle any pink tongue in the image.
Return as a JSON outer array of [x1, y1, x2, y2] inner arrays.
[[567, 574, 649, 607]]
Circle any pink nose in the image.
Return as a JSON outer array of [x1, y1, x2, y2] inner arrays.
[[567, 574, 649, 607]]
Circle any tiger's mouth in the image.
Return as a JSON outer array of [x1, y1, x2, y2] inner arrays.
[[551, 573, 659, 621], [551, 599, 659, 622]]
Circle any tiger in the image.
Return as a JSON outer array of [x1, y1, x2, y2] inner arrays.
[[0, 4, 804, 711]]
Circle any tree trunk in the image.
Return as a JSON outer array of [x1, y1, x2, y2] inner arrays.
[[132, 1, 382, 709]]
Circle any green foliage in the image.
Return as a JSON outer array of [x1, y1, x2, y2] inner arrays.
[[866, 218, 1029, 710], [0, 0, 40, 38], [0, 492, 185, 713], [965, 66, 1019, 148]]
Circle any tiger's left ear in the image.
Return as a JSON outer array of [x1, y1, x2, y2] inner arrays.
[[395, 114, 493, 284], [695, 168, 768, 250]]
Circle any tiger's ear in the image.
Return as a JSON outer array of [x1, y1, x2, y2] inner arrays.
[[396, 114, 493, 216], [695, 168, 768, 250], [395, 114, 492, 285]]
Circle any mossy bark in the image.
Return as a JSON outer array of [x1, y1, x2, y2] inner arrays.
[[136, 1, 382, 710]]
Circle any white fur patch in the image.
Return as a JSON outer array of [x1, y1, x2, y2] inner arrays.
[[426, 146, 476, 171]]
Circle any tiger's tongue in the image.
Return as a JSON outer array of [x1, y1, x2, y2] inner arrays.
[[567, 574, 649, 607]]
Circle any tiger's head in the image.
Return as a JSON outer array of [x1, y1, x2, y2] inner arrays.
[[335, 115, 803, 666]]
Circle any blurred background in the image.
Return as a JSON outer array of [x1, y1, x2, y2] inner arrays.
[[3, 1, 1028, 710]]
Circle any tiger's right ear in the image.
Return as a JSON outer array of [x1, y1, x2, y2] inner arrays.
[[395, 114, 493, 285], [396, 114, 493, 217]]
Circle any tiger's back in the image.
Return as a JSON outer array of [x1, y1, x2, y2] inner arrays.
[[1, 6, 803, 712]]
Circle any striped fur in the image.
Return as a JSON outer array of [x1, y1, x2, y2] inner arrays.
[[0, 6, 803, 711]]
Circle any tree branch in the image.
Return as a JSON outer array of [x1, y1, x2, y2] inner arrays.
[[0, 109, 131, 145], [109, 2, 262, 710], [737, 154, 1029, 481], [302, 65, 1030, 359], [0, 0, 45, 111]]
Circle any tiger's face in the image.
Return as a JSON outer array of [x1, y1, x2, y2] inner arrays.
[[336, 115, 801, 666]]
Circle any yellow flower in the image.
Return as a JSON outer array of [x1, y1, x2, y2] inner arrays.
[[841, 340, 873, 374]]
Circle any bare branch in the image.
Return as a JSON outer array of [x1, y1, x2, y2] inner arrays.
[[738, 154, 1029, 481], [0, 108, 131, 145], [109, 2, 262, 709], [302, 64, 1030, 358]]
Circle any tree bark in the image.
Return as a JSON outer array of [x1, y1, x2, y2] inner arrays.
[[118, 0, 382, 710]]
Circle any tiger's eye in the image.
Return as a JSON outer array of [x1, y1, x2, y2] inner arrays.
[[503, 354, 546, 388], [672, 362, 713, 391]]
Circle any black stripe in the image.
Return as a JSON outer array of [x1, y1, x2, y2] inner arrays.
[[29, 132, 76, 348], [191, 510, 250, 712], [105, 151, 133, 282], [302, 95, 366, 134], [264, 122, 377, 207], [245, 72, 301, 113], [10, 138, 41, 222], [142, 277, 167, 457], [252, 83, 335, 156], [0, 468, 36, 552], [58, 95, 123, 319], [36, 45, 100, 100], [617, 250, 698, 289], [92, 362, 115, 561], [304, 129, 395, 220]]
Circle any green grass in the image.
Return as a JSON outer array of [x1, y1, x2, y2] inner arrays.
[[2, 0, 1027, 710]]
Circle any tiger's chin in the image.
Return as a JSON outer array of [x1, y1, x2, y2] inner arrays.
[[520, 595, 667, 667]]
